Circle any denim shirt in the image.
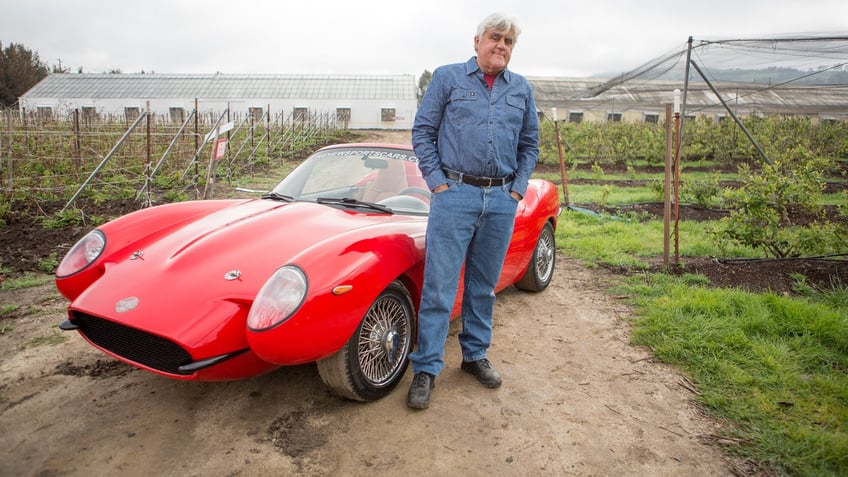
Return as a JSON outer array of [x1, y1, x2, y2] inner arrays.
[[412, 56, 540, 197]]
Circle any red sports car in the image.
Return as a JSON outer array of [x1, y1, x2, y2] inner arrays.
[[56, 143, 560, 401]]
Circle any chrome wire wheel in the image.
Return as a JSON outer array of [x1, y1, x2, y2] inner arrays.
[[534, 224, 556, 285], [316, 281, 414, 401], [515, 222, 556, 292], [357, 293, 412, 387]]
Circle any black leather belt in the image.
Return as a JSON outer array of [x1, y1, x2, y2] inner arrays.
[[443, 169, 514, 187]]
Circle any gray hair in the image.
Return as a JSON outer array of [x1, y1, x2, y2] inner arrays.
[[476, 13, 521, 45]]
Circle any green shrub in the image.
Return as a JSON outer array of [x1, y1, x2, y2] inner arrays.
[[681, 172, 722, 208], [715, 153, 833, 257]]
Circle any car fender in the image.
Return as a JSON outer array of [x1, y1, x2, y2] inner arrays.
[[504, 179, 560, 286], [246, 218, 425, 365]]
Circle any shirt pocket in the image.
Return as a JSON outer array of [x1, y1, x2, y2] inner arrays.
[[446, 88, 479, 132], [504, 94, 527, 128]]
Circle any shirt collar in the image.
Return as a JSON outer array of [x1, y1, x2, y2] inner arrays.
[[466, 56, 511, 83]]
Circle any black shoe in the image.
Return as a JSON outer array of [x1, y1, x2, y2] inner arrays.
[[461, 358, 502, 388], [406, 372, 435, 409]]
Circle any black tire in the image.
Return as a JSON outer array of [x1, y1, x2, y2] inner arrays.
[[316, 281, 415, 401], [515, 221, 556, 292]]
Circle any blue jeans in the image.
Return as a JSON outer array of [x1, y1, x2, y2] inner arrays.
[[409, 178, 518, 377]]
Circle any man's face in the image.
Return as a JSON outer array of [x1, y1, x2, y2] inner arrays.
[[474, 27, 515, 75]]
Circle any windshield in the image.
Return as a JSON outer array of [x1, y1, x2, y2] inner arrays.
[[269, 146, 430, 214]]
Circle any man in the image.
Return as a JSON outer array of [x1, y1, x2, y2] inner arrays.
[[407, 12, 539, 409]]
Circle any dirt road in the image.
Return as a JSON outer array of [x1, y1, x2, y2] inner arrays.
[[0, 130, 733, 476], [0, 256, 732, 476]]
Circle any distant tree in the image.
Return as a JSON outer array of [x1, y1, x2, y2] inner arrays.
[[52, 58, 69, 73], [0, 42, 50, 107], [417, 70, 432, 104]]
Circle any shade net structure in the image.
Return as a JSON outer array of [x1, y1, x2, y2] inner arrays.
[[533, 35, 848, 264], [534, 34, 848, 125]]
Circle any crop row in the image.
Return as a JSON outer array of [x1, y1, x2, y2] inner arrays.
[[1, 110, 846, 222], [0, 109, 348, 216], [537, 115, 848, 167]]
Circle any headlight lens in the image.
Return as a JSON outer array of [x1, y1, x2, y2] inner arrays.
[[56, 230, 106, 277], [247, 265, 308, 331]]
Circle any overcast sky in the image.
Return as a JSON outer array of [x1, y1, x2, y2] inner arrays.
[[2, 0, 846, 79]]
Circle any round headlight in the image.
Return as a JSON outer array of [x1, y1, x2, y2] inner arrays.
[[247, 265, 308, 331], [56, 230, 106, 278]]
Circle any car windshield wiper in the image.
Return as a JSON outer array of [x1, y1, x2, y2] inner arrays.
[[316, 197, 392, 214], [261, 192, 295, 202]]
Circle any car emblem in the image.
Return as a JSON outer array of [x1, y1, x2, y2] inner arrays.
[[224, 270, 242, 281], [115, 296, 139, 313], [129, 250, 144, 260]]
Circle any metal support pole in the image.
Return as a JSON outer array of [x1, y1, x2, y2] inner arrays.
[[63, 112, 148, 212], [181, 109, 228, 180], [689, 59, 772, 165], [136, 109, 196, 199], [677, 37, 693, 169]]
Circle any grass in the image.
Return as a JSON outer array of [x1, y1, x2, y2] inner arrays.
[[568, 183, 661, 206], [614, 274, 848, 476], [26, 327, 68, 347], [1, 303, 20, 317], [554, 190, 848, 474], [555, 210, 761, 268], [565, 167, 739, 184], [0, 273, 54, 291]]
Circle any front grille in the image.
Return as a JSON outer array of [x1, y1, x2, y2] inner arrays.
[[71, 312, 193, 375]]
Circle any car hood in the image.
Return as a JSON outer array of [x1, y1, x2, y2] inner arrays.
[[69, 199, 415, 349]]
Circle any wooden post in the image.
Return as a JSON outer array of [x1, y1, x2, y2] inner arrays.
[[202, 124, 220, 200], [552, 107, 570, 206], [3, 109, 11, 189], [673, 91, 682, 265], [144, 101, 152, 207], [73, 108, 81, 170], [663, 103, 673, 269], [266, 104, 271, 160], [194, 98, 199, 196]]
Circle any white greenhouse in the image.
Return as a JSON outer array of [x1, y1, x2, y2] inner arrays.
[[18, 73, 419, 130]]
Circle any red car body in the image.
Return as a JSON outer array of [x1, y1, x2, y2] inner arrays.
[[56, 143, 560, 401]]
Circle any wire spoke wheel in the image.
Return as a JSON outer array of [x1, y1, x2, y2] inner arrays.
[[357, 293, 411, 386], [515, 222, 556, 292], [317, 281, 414, 401], [533, 224, 556, 284]]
